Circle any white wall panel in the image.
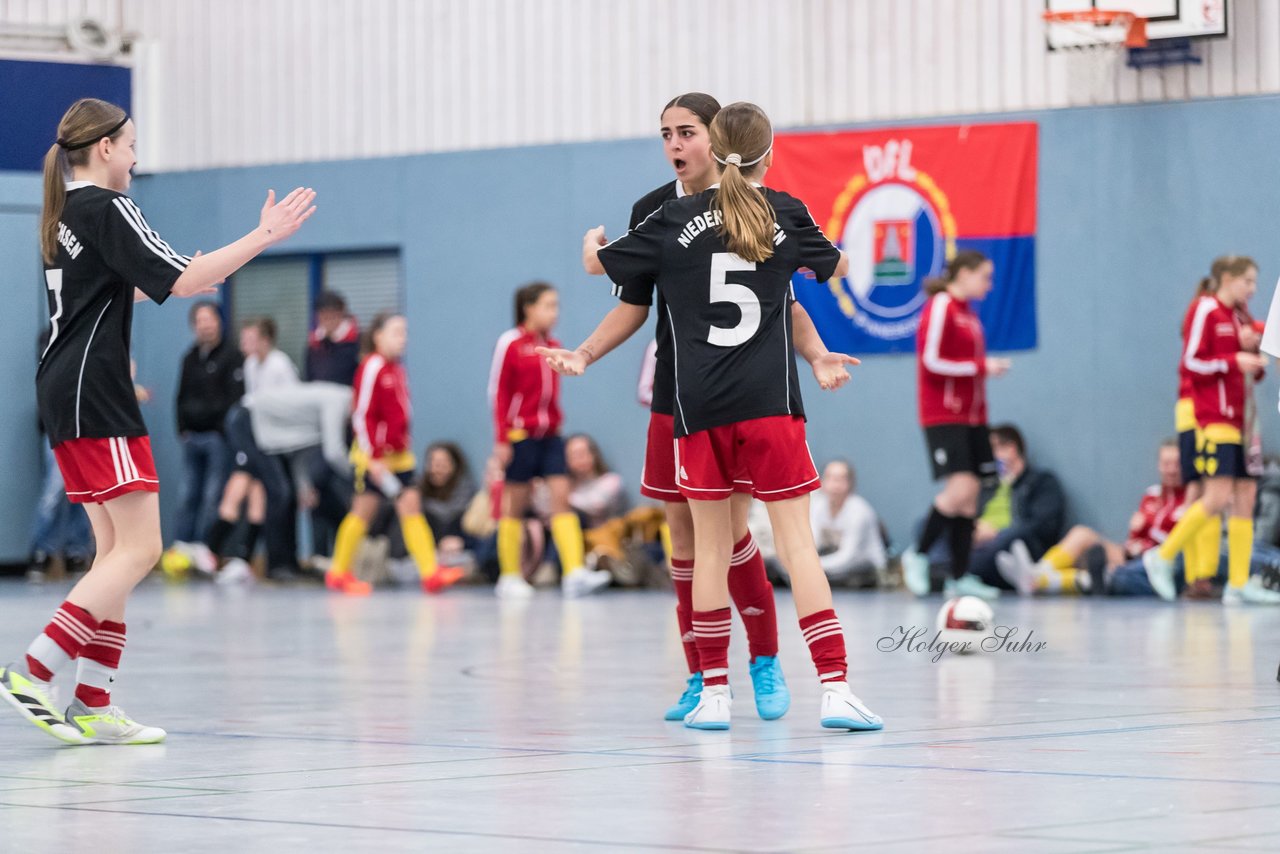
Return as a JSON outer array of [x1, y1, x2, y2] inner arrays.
[[3, 0, 1280, 171]]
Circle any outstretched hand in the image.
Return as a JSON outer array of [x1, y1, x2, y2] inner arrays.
[[536, 346, 588, 376], [259, 187, 318, 244], [811, 351, 861, 391]]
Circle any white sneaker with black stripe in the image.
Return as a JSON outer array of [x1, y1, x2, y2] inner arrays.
[[0, 665, 86, 744]]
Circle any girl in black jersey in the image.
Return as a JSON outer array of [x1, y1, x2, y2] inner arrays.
[[0, 98, 315, 745], [552, 103, 882, 733]]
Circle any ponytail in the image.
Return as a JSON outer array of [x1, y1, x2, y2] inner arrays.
[[925, 250, 989, 296], [40, 144, 69, 265], [1195, 276, 1214, 296], [39, 98, 129, 265], [708, 103, 776, 264]]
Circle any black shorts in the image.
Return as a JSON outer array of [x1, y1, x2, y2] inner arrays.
[[224, 405, 262, 478], [924, 424, 997, 483], [506, 435, 567, 484], [1195, 432, 1248, 480], [356, 467, 416, 497], [1178, 428, 1201, 484]]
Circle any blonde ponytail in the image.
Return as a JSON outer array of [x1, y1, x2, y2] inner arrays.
[[708, 103, 776, 264]]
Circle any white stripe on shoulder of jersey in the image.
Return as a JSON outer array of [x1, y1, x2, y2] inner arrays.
[[112, 198, 191, 272]]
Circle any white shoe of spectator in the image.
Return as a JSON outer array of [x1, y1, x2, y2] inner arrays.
[[1222, 576, 1280, 605], [901, 547, 931, 597], [216, 558, 254, 586], [1142, 548, 1178, 602], [562, 566, 611, 598], [186, 542, 218, 575], [996, 540, 1038, 597], [495, 574, 534, 599]]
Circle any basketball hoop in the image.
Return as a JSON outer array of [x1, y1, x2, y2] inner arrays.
[[1043, 9, 1148, 49], [1043, 9, 1148, 102]]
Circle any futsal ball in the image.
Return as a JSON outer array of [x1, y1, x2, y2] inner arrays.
[[935, 596, 994, 654], [160, 547, 192, 580]]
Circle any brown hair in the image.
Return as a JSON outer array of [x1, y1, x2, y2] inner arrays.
[[242, 316, 277, 343], [41, 98, 129, 264], [363, 312, 403, 356], [924, 250, 990, 296], [418, 441, 472, 499], [662, 92, 721, 127], [989, 423, 1026, 458], [708, 102, 776, 264], [1197, 255, 1257, 296], [514, 281, 555, 327], [566, 433, 610, 478]]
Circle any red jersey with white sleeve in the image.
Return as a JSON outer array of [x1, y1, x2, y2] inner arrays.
[[1178, 298, 1198, 401], [916, 292, 988, 427], [351, 354, 412, 458], [1125, 483, 1187, 557], [1183, 295, 1245, 430], [488, 326, 563, 443]]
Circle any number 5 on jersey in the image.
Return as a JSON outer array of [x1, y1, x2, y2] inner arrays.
[[708, 253, 760, 347]]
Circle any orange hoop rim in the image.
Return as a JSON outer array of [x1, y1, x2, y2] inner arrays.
[[1043, 9, 1149, 48]]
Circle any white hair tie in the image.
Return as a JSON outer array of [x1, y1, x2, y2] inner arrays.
[[713, 140, 773, 168]]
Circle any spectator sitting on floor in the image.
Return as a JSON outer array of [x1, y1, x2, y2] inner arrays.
[[966, 424, 1067, 591], [996, 439, 1185, 596], [566, 434, 628, 529], [419, 441, 479, 567], [808, 460, 886, 586]]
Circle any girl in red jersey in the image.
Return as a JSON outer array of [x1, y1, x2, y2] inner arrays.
[[489, 283, 612, 599], [900, 252, 1010, 602], [1144, 256, 1280, 604], [559, 102, 881, 732], [1175, 279, 1218, 596], [0, 98, 315, 744], [325, 314, 463, 596]]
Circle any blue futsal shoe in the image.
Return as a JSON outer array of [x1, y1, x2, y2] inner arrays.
[[664, 672, 703, 721], [748, 655, 790, 720]]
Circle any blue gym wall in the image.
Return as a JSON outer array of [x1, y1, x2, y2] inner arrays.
[[3, 93, 1280, 560]]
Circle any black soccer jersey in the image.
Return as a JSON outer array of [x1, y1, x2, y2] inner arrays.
[[36, 182, 190, 445], [618, 179, 683, 417], [599, 187, 841, 438]]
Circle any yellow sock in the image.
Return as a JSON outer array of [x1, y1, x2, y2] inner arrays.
[[331, 514, 368, 576], [401, 514, 438, 580], [1056, 567, 1079, 595], [1158, 502, 1211, 562], [1043, 545, 1075, 573], [498, 517, 523, 579], [660, 522, 673, 567], [1181, 527, 1200, 585], [550, 512, 586, 575], [1227, 516, 1253, 589], [1193, 514, 1222, 583]]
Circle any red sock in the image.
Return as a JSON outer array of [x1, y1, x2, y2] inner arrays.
[[75, 621, 125, 708], [692, 607, 732, 687], [799, 609, 847, 683], [728, 533, 778, 661], [26, 601, 99, 681], [670, 558, 700, 674]]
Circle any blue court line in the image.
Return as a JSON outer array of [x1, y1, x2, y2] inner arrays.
[[0, 802, 748, 852]]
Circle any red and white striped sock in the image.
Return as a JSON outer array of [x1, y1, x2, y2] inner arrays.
[[75, 621, 125, 709], [799, 608, 847, 684], [728, 533, 778, 661], [26, 601, 100, 682], [670, 558, 700, 674], [692, 607, 732, 687]]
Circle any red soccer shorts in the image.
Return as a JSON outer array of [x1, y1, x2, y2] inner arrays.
[[54, 436, 160, 504], [643, 412, 752, 503], [675, 415, 819, 502]]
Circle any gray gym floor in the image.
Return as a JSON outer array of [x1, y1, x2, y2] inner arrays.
[[0, 580, 1277, 852]]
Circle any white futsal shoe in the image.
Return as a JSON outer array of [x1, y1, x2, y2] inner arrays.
[[684, 684, 731, 731], [64, 699, 166, 745], [820, 682, 884, 731], [495, 574, 535, 599], [215, 557, 254, 586], [995, 540, 1038, 596], [901, 547, 931, 597], [1222, 576, 1280, 605], [562, 566, 611, 598], [1142, 548, 1178, 602]]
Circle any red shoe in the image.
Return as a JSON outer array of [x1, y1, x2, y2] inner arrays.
[[325, 570, 372, 597], [422, 566, 466, 595]]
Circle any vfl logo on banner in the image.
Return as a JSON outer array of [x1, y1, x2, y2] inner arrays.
[[824, 140, 956, 342]]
